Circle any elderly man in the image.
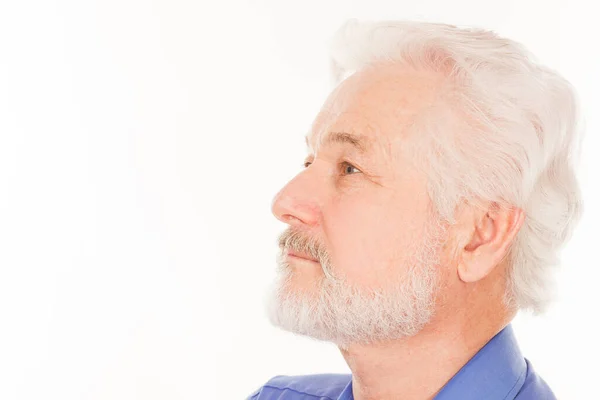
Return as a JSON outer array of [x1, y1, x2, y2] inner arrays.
[[247, 19, 583, 400]]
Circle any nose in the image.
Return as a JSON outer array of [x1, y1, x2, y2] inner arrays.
[[271, 174, 321, 228]]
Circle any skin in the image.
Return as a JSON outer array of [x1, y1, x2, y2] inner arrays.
[[270, 61, 525, 400]]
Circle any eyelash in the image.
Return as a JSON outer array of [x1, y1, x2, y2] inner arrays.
[[302, 161, 362, 175]]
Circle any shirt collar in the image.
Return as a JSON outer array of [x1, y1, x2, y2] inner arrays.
[[337, 324, 527, 400]]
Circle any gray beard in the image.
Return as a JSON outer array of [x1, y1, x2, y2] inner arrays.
[[264, 220, 446, 349]]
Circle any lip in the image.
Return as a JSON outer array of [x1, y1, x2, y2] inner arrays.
[[285, 249, 318, 262]]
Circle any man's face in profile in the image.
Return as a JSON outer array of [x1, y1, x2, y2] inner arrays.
[[267, 63, 457, 348]]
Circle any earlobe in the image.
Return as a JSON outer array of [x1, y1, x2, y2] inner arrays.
[[457, 251, 494, 283], [457, 260, 471, 283]]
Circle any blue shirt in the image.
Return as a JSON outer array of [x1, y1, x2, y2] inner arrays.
[[246, 324, 556, 399]]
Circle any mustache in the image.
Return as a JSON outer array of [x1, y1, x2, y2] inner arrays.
[[277, 228, 327, 263]]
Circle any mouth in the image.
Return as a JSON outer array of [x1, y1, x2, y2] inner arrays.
[[285, 249, 319, 263]]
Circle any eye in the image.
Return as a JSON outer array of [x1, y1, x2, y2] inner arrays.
[[340, 161, 361, 175]]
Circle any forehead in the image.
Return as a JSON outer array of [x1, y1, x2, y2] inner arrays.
[[306, 62, 444, 152]]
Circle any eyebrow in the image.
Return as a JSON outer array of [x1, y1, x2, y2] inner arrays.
[[304, 131, 373, 154]]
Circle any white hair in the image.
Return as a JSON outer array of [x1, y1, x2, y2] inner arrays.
[[327, 19, 585, 315]]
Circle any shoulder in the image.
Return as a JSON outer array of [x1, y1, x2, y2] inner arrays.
[[514, 358, 557, 400], [246, 373, 351, 400]]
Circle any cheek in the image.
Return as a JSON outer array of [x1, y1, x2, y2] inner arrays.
[[325, 191, 427, 287]]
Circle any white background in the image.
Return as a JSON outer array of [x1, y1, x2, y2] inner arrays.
[[0, 0, 598, 399]]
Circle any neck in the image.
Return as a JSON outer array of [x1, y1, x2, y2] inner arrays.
[[339, 303, 515, 400]]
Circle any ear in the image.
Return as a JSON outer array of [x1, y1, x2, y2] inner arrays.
[[457, 202, 525, 283]]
